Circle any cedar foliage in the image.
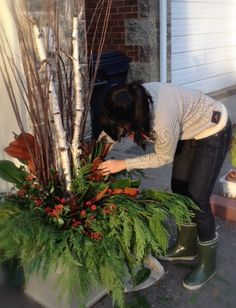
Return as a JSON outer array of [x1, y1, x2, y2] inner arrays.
[[0, 168, 198, 307]]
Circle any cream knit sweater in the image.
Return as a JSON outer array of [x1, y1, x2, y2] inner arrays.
[[125, 82, 227, 171]]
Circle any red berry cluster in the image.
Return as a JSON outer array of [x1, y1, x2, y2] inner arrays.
[[102, 203, 116, 215], [34, 199, 43, 207], [83, 201, 97, 215], [46, 204, 64, 217], [17, 189, 27, 198], [87, 231, 103, 241], [71, 219, 82, 228]]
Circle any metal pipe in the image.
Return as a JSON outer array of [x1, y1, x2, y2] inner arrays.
[[160, 0, 167, 82]]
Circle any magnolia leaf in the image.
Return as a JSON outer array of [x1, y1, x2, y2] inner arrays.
[[101, 143, 112, 158], [0, 160, 25, 186], [89, 186, 109, 203], [4, 133, 37, 174], [91, 137, 112, 161], [93, 141, 103, 159], [110, 178, 132, 189], [4, 133, 35, 160], [123, 187, 139, 197]]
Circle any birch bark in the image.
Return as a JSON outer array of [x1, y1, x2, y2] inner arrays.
[[33, 21, 72, 191], [71, 12, 84, 169], [71, 0, 89, 171]]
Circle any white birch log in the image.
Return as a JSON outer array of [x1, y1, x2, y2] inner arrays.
[[32, 21, 72, 191], [71, 10, 85, 170]]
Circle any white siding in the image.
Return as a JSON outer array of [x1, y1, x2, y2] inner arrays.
[[171, 0, 236, 93]]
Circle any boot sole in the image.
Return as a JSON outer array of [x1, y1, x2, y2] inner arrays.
[[182, 270, 216, 290], [158, 255, 197, 262]]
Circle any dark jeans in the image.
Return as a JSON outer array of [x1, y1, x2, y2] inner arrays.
[[171, 119, 232, 242]]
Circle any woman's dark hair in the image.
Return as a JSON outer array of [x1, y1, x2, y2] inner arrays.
[[101, 81, 153, 148]]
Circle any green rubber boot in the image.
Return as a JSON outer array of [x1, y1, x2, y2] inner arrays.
[[158, 224, 198, 261], [183, 233, 218, 290]]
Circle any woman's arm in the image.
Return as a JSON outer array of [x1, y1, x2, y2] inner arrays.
[[125, 126, 180, 171], [98, 124, 180, 175]]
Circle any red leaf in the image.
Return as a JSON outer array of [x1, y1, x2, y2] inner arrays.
[[4, 133, 38, 173], [5, 144, 31, 160], [123, 187, 139, 197], [111, 188, 123, 195], [89, 186, 109, 204]]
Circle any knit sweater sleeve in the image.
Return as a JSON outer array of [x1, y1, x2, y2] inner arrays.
[[125, 121, 180, 171]]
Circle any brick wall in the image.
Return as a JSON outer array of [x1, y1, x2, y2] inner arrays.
[[86, 0, 139, 62], [85, 0, 161, 81]]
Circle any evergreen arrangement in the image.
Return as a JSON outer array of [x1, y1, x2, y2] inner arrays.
[[0, 137, 197, 307], [0, 1, 197, 307]]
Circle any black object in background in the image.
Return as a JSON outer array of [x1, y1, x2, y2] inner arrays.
[[90, 51, 130, 140]]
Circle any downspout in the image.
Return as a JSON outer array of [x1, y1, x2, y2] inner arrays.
[[160, 0, 167, 82]]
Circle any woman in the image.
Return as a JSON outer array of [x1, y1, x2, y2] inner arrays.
[[97, 81, 232, 290]]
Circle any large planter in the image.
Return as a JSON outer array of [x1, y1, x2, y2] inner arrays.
[[25, 256, 165, 308]]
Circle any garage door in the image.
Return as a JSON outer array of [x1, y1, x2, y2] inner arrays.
[[171, 0, 236, 93]]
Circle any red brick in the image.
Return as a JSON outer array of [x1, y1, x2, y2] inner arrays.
[[123, 45, 139, 51], [112, 38, 125, 44], [119, 6, 135, 13], [109, 13, 124, 19], [124, 0, 138, 4], [109, 32, 123, 38], [124, 12, 138, 18], [118, 20, 124, 26], [110, 6, 119, 14], [210, 194, 236, 223], [127, 51, 137, 56], [86, 0, 140, 62], [108, 20, 120, 26], [113, 0, 125, 5], [110, 26, 124, 32]]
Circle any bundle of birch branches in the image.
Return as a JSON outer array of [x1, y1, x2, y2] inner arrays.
[[0, 0, 113, 191]]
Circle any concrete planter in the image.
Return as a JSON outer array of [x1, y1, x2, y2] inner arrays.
[[24, 256, 165, 307], [25, 271, 107, 308]]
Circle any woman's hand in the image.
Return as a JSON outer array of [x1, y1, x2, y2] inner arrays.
[[98, 160, 126, 176]]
